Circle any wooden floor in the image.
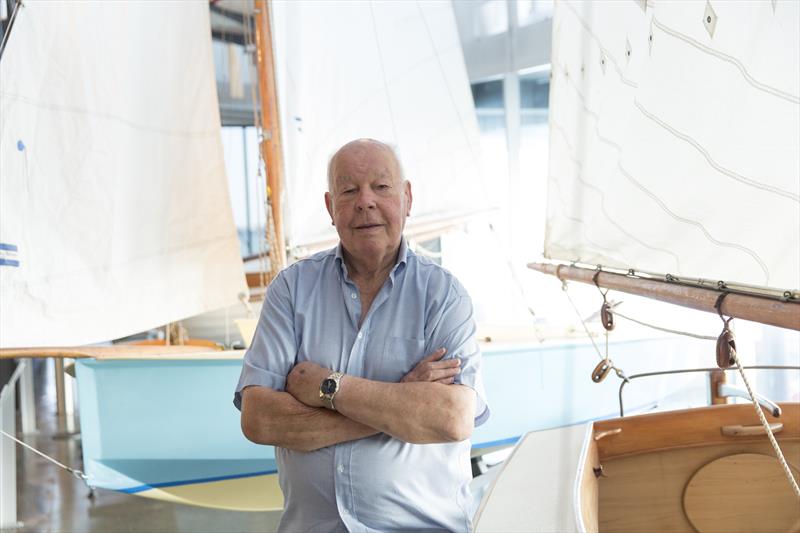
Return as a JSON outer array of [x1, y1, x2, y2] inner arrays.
[[12, 359, 282, 533]]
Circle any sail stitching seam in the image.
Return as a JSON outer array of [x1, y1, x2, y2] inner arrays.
[[651, 17, 800, 105], [556, 65, 772, 284], [551, 119, 683, 269], [0, 92, 220, 138], [634, 101, 799, 203], [548, 177, 637, 268], [562, 0, 639, 89], [415, 0, 488, 199], [367, 0, 399, 144]]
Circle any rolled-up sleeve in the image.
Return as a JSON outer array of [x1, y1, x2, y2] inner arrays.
[[425, 280, 490, 427], [233, 271, 297, 410]]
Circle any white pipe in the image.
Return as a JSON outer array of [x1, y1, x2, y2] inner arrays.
[[0, 362, 25, 529], [718, 382, 781, 418], [19, 360, 36, 434]]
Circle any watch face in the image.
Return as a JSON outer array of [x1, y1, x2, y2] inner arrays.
[[321, 378, 337, 395]]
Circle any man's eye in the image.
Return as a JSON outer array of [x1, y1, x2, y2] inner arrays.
[[376, 184, 390, 190], [342, 188, 356, 194]]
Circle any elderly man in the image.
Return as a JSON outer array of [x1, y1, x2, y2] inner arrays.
[[234, 138, 489, 532]]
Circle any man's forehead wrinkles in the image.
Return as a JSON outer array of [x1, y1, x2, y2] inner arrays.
[[335, 169, 394, 182]]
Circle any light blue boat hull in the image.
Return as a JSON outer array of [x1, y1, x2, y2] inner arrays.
[[75, 336, 707, 506]]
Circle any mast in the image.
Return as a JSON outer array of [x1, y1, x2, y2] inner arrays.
[[253, 0, 285, 275]]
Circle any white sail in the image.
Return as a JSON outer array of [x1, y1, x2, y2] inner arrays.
[[547, 0, 800, 292], [271, 0, 487, 255], [0, 1, 248, 347]]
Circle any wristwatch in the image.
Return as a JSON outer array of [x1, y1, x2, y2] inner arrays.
[[319, 371, 344, 410]]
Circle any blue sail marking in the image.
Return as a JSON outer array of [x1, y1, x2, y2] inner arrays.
[[0, 243, 19, 267]]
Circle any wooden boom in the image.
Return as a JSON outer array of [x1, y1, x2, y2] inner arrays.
[[529, 262, 800, 331]]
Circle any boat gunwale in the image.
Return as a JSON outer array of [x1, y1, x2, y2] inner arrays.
[[593, 403, 799, 461]]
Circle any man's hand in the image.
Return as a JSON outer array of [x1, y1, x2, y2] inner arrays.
[[286, 360, 330, 408], [401, 348, 461, 384]]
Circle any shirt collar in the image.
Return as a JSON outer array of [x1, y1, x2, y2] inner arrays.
[[334, 237, 409, 280]]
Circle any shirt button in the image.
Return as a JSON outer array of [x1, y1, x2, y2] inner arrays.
[[357, 332, 363, 339], [350, 293, 357, 299], [337, 464, 344, 473]]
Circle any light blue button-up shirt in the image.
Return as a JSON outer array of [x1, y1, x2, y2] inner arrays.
[[234, 239, 489, 532]]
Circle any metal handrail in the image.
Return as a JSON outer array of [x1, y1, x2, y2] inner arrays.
[[617, 365, 800, 417]]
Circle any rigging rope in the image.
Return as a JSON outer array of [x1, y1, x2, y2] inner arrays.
[[560, 280, 604, 360], [559, 280, 628, 382], [485, 224, 546, 343], [245, 5, 273, 283], [613, 310, 717, 341], [0, 0, 22, 61], [732, 355, 800, 499], [0, 430, 92, 487]]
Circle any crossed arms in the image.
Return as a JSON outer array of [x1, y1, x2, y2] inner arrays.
[[240, 349, 476, 452]]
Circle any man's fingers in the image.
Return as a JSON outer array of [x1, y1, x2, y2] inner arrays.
[[436, 376, 456, 384], [432, 366, 460, 381], [421, 347, 447, 362], [429, 358, 461, 369]]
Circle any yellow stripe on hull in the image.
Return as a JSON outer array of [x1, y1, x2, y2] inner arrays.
[[135, 473, 283, 511]]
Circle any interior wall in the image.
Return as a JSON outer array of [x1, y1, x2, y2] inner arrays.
[[452, 0, 552, 82]]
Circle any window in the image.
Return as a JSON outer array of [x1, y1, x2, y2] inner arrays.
[[220, 126, 266, 257]]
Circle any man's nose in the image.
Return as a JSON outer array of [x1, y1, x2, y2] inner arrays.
[[355, 189, 377, 210]]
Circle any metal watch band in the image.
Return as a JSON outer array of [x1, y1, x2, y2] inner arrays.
[[320, 371, 344, 410]]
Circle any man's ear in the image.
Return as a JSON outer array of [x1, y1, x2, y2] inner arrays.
[[404, 180, 412, 216], [324, 192, 335, 225]]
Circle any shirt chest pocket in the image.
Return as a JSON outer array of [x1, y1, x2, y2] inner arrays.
[[377, 336, 426, 383]]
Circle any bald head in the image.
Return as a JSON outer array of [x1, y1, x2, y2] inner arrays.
[[327, 139, 404, 193]]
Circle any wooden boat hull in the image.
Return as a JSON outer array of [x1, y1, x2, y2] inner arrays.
[[475, 403, 800, 532]]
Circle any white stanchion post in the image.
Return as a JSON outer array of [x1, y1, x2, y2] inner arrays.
[[19, 360, 37, 434], [63, 358, 76, 434], [0, 365, 22, 529]]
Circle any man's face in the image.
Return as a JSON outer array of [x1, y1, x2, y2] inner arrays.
[[325, 142, 412, 263]]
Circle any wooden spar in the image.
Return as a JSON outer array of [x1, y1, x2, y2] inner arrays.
[[529, 262, 800, 331], [0, 345, 225, 360], [253, 0, 286, 273], [245, 271, 273, 289]]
